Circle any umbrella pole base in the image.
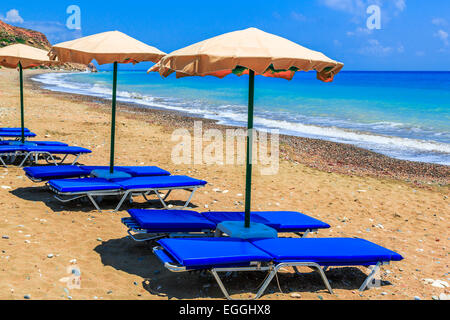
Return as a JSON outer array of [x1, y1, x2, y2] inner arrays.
[[216, 221, 277, 239]]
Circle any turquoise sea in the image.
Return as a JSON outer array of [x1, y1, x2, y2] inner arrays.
[[32, 71, 450, 165]]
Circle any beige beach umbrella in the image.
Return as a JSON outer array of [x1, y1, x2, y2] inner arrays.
[[0, 44, 57, 142], [50, 31, 166, 174], [149, 27, 344, 228]]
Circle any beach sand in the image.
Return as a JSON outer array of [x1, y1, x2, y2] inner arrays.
[[0, 68, 448, 300]]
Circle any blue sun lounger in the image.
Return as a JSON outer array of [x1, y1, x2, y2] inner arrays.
[[122, 210, 331, 241], [24, 165, 171, 182], [0, 141, 69, 147], [0, 145, 91, 167], [153, 237, 404, 300], [0, 128, 31, 132], [47, 175, 207, 212]]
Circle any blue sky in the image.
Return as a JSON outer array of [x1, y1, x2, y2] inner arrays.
[[1, 0, 449, 71]]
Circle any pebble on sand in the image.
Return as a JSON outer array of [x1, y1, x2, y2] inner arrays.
[[439, 293, 449, 300]]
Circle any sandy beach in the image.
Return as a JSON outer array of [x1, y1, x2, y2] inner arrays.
[[0, 68, 448, 300]]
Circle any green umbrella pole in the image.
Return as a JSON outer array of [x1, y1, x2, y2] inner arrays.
[[19, 62, 25, 143], [109, 61, 118, 174], [244, 70, 255, 228]]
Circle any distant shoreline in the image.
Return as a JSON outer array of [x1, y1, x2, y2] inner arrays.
[[28, 70, 449, 187]]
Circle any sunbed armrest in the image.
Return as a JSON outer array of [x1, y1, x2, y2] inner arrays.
[[153, 246, 186, 272]]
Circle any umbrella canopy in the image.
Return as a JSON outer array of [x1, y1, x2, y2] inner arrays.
[[149, 27, 343, 81], [0, 44, 57, 142], [0, 43, 53, 69], [49, 31, 165, 65], [50, 31, 166, 174], [149, 27, 343, 228]]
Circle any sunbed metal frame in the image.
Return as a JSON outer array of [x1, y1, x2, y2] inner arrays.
[[18, 151, 83, 167], [0, 150, 84, 168], [153, 245, 389, 300], [48, 183, 205, 212], [123, 217, 215, 242], [123, 216, 317, 243]]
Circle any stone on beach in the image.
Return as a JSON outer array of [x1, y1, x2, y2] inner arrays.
[[439, 293, 450, 300]]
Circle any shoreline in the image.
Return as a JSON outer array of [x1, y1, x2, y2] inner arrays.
[[29, 71, 450, 187]]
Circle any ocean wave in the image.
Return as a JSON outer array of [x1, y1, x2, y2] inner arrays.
[[31, 72, 450, 165]]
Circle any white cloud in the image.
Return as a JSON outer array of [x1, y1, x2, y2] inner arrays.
[[320, 0, 368, 15], [2, 9, 24, 24], [346, 26, 373, 36], [434, 29, 449, 46], [291, 11, 307, 22], [432, 18, 448, 27], [20, 21, 83, 44], [319, 0, 406, 22], [394, 0, 406, 12], [358, 39, 393, 56]]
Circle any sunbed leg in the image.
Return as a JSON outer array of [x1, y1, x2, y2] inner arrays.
[[285, 263, 333, 294], [19, 153, 31, 167], [163, 190, 172, 201], [71, 154, 81, 165], [58, 154, 68, 165], [46, 153, 58, 166], [182, 187, 197, 209], [0, 157, 7, 167], [359, 262, 381, 292], [87, 194, 103, 212], [311, 265, 334, 294], [210, 268, 278, 300], [114, 191, 131, 212], [210, 269, 233, 300], [155, 190, 170, 209]]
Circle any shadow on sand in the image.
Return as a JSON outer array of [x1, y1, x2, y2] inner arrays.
[[10, 186, 200, 213]]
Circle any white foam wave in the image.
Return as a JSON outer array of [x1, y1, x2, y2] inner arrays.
[[32, 73, 450, 165]]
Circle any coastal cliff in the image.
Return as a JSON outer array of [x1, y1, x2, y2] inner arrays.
[[0, 19, 96, 72]]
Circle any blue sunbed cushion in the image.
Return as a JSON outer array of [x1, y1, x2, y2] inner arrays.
[[7, 141, 38, 147], [128, 209, 216, 232], [117, 166, 171, 177], [0, 146, 27, 153], [48, 178, 120, 193], [202, 211, 330, 232], [2, 141, 68, 147], [24, 141, 69, 146], [117, 175, 207, 190], [252, 211, 330, 231], [0, 132, 36, 137], [0, 128, 30, 132], [24, 146, 92, 154], [24, 166, 90, 180], [252, 238, 404, 266], [158, 238, 272, 268]]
